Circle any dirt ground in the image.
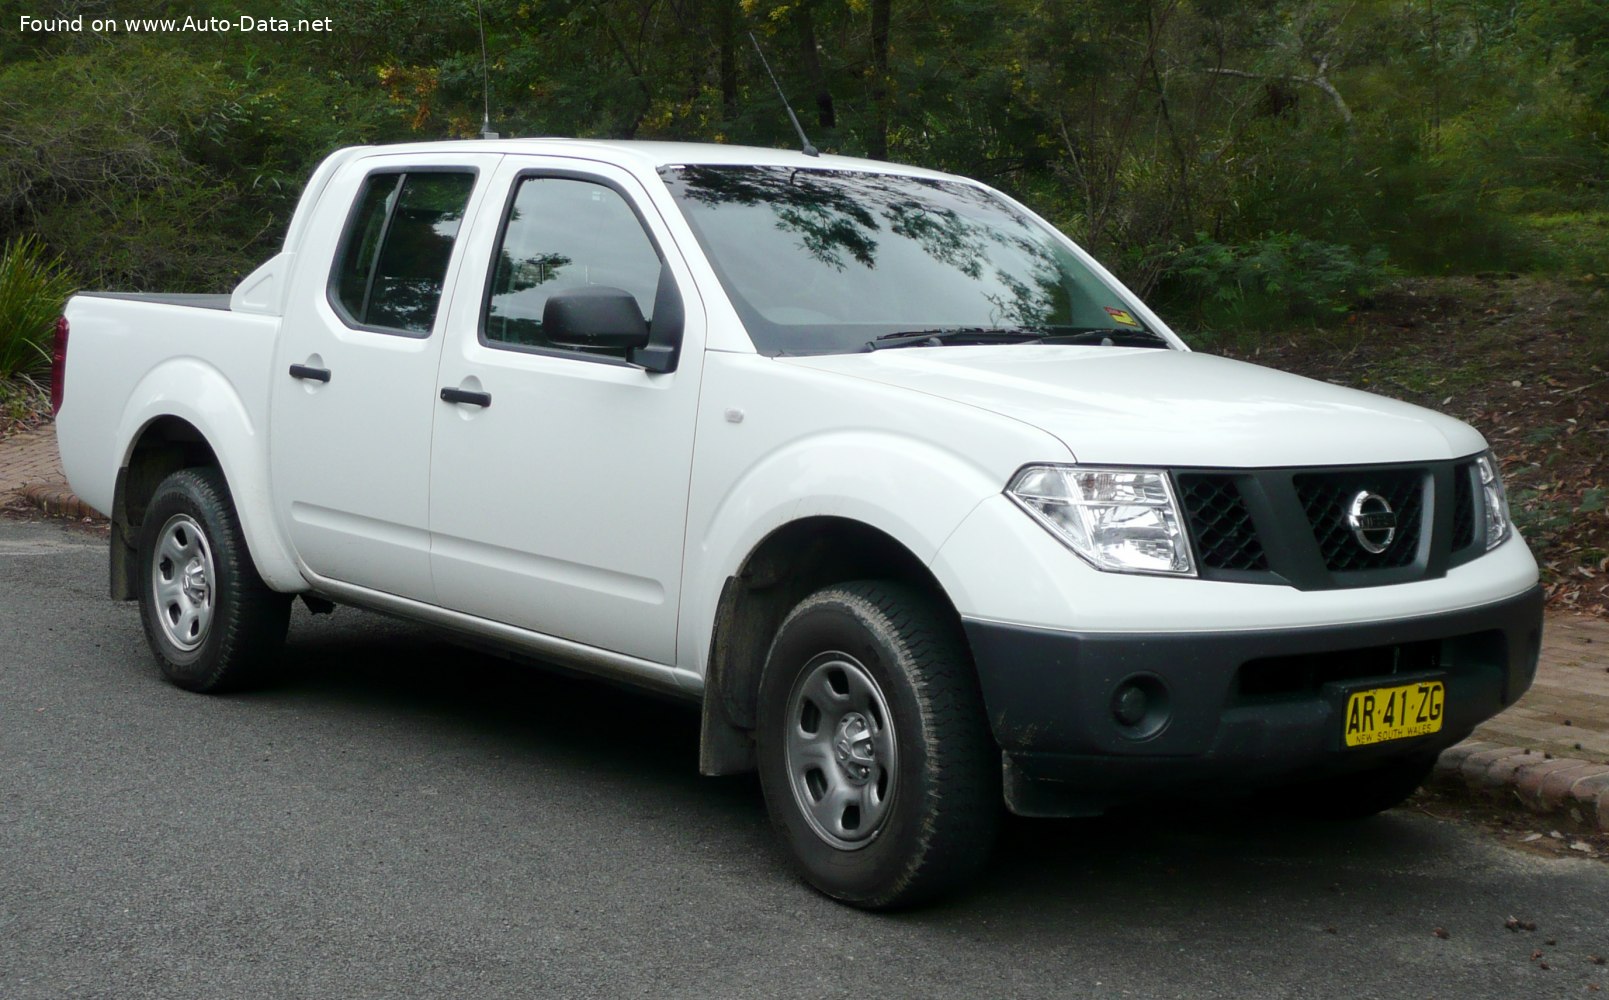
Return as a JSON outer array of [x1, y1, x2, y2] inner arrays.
[[1219, 275, 1609, 618], [1410, 785, 1609, 863]]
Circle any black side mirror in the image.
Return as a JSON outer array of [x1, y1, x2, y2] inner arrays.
[[542, 287, 650, 351]]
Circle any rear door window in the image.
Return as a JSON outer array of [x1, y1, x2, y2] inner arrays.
[[330, 171, 477, 336]]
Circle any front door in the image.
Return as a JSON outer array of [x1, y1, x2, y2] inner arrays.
[[428, 158, 705, 663], [270, 152, 501, 601]]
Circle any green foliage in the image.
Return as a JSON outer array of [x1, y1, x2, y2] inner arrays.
[[0, 37, 406, 291], [0, 235, 76, 379], [1161, 234, 1398, 331], [0, 0, 1602, 321]]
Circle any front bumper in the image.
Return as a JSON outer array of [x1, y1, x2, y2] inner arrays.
[[962, 585, 1544, 816]]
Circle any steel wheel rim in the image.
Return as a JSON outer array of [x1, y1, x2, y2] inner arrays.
[[784, 651, 898, 851], [151, 513, 215, 652]]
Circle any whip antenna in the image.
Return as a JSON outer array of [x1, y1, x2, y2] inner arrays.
[[476, 0, 498, 139], [748, 30, 818, 157]]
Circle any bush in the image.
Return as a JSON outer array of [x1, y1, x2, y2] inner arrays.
[[1159, 233, 1399, 332], [0, 41, 407, 292], [0, 235, 76, 379]]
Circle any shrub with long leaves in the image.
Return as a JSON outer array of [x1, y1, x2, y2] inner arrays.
[[1162, 233, 1399, 331], [0, 236, 76, 379]]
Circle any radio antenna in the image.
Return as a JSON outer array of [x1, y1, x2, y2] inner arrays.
[[748, 30, 818, 157], [476, 0, 498, 139]]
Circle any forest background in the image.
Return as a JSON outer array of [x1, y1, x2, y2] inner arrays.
[[0, 0, 1606, 610], [1, 0, 1604, 315]]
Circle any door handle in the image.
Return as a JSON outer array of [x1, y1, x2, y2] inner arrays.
[[289, 363, 332, 383], [440, 386, 492, 408]]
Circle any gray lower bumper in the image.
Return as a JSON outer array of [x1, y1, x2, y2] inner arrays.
[[962, 586, 1544, 814]]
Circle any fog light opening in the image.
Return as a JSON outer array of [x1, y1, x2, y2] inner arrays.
[[1110, 674, 1171, 740], [1114, 685, 1148, 727]]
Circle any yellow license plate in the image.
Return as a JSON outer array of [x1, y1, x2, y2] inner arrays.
[[1343, 681, 1445, 747]]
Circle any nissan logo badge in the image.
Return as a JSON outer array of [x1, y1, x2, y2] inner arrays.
[[1347, 491, 1397, 554]]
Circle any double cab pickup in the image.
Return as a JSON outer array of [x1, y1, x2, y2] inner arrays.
[[54, 140, 1543, 907]]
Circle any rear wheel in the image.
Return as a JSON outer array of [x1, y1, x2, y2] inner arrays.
[[136, 467, 290, 692], [756, 581, 999, 909]]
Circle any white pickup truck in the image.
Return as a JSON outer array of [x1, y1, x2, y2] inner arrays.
[[55, 139, 1543, 908]]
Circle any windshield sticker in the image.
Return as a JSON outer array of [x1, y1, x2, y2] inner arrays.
[[1104, 307, 1141, 328]]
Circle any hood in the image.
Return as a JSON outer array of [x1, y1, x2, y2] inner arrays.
[[782, 346, 1487, 467]]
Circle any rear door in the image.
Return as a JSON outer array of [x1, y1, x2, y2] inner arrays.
[[270, 153, 501, 601], [428, 156, 706, 663]]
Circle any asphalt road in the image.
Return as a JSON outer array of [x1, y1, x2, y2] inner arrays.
[[3, 517, 1606, 999]]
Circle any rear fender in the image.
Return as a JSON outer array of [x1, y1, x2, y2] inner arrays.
[[116, 359, 304, 592]]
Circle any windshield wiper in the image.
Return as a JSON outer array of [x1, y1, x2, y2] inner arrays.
[[1035, 326, 1170, 348], [865, 327, 1049, 351], [866, 325, 1169, 351]]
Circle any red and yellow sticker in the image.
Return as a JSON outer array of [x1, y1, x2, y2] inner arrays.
[[1104, 306, 1141, 328]]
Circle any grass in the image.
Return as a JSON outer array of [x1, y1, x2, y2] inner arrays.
[[1359, 353, 1494, 399], [0, 374, 49, 439], [1519, 210, 1609, 276], [1509, 487, 1578, 539], [0, 235, 76, 380]]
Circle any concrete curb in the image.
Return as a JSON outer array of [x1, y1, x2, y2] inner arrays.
[[1431, 740, 1609, 832], [16, 482, 103, 521]]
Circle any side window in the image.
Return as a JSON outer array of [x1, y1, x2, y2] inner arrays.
[[483, 177, 663, 355], [331, 171, 476, 336]]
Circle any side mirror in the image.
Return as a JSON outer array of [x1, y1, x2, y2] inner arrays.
[[542, 287, 650, 351]]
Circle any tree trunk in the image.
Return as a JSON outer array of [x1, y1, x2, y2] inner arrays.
[[797, 2, 835, 130], [868, 0, 890, 159], [716, 0, 738, 115]]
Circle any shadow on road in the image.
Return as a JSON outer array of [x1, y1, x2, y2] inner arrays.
[[230, 606, 1474, 921], [249, 607, 741, 802]]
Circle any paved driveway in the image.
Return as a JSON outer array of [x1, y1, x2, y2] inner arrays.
[[3, 519, 1607, 999]]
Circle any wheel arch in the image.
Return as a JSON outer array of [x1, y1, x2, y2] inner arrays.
[[697, 515, 968, 776], [109, 405, 302, 599]]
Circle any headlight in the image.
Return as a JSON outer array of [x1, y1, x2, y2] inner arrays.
[[1476, 451, 1511, 550], [1006, 465, 1195, 576]]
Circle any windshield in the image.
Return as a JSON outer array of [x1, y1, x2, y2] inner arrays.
[[660, 165, 1159, 356]]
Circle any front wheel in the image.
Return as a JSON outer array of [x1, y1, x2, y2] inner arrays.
[[136, 467, 290, 692], [756, 581, 999, 909]]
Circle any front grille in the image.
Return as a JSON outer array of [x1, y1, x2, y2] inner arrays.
[[1294, 470, 1423, 571], [1452, 461, 1476, 551], [1171, 459, 1478, 590], [1178, 474, 1267, 571]]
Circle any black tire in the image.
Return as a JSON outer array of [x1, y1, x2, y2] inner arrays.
[[1278, 754, 1439, 820], [756, 581, 999, 909], [136, 467, 291, 692]]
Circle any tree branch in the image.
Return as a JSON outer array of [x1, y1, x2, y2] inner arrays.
[[1203, 66, 1353, 123]]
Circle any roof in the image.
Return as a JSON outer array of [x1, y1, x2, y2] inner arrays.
[[343, 137, 961, 180]]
